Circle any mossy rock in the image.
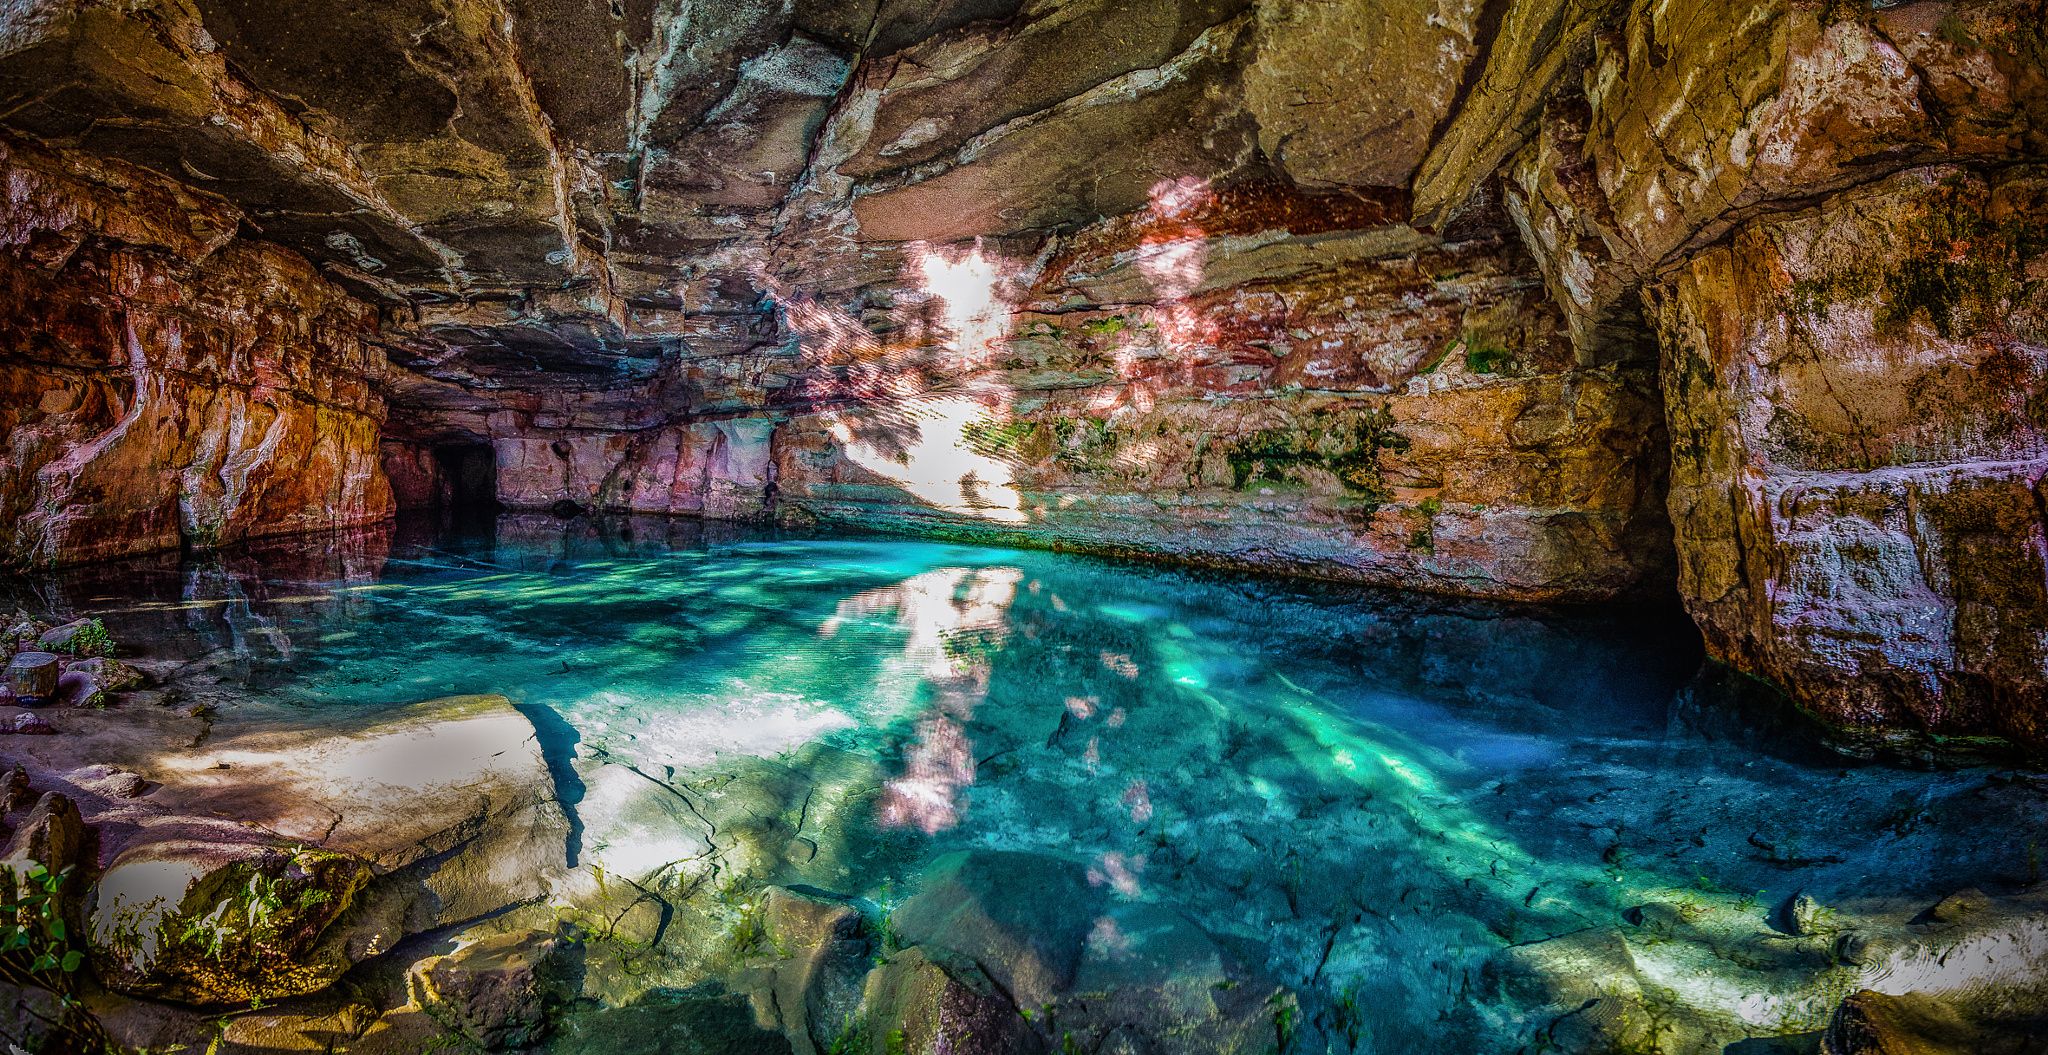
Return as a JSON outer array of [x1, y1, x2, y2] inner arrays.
[[87, 840, 372, 1006]]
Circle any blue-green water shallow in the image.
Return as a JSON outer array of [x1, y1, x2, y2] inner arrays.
[[11, 515, 2047, 1051]]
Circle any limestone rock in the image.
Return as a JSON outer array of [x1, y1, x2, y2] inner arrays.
[[1820, 990, 2035, 1055], [749, 886, 878, 1054], [547, 985, 795, 1055], [889, 850, 1281, 1053], [860, 948, 1043, 1055], [0, 133, 393, 570], [35, 620, 110, 657], [5, 713, 56, 736], [1650, 164, 2048, 750], [1245, 0, 1483, 190], [405, 929, 566, 1050]]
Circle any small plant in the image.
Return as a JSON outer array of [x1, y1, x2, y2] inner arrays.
[[728, 900, 769, 958], [1272, 995, 1299, 1053], [67, 618, 117, 657], [1330, 985, 1365, 1049], [0, 863, 85, 987]]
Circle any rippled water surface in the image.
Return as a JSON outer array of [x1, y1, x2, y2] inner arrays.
[[15, 516, 2047, 1052]]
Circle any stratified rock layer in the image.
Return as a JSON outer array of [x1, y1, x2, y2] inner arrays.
[[0, 133, 393, 568], [1651, 165, 2048, 748], [0, 0, 2045, 742]]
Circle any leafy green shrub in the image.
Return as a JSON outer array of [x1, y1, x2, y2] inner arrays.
[[0, 863, 85, 987], [68, 618, 116, 658]]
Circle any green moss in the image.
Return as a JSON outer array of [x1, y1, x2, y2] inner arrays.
[[959, 417, 1039, 459], [1785, 173, 2039, 338], [1936, 11, 1978, 48], [1052, 415, 1122, 472], [1080, 315, 1128, 338], [1462, 336, 1513, 375], [1224, 405, 1411, 515]]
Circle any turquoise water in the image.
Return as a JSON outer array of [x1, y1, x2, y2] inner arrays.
[[17, 515, 2048, 1051]]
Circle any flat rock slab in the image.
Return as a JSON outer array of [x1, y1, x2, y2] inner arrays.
[[0, 694, 563, 873]]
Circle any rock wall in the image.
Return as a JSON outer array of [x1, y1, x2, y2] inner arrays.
[[2, 0, 2046, 741], [1651, 164, 2048, 748], [0, 134, 393, 568], [1495, 0, 2048, 747], [769, 185, 1673, 602]]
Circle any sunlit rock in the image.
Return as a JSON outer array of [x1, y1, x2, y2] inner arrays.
[[1650, 164, 2048, 750]]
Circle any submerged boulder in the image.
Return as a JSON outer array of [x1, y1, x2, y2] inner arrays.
[[746, 885, 878, 1055], [1820, 990, 2044, 1055], [889, 850, 1282, 1053], [859, 948, 1042, 1055], [86, 840, 372, 1006]]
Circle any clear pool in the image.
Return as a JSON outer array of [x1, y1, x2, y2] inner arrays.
[[15, 515, 2046, 1052]]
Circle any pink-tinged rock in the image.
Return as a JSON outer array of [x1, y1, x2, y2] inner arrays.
[[7, 712, 57, 735], [1650, 164, 2048, 749], [0, 134, 394, 569], [1509, 0, 2045, 362]]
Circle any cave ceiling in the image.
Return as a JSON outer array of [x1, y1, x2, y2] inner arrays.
[[0, 0, 1528, 393]]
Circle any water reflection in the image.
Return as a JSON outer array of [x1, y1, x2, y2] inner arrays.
[[825, 566, 1022, 833], [9, 515, 2045, 1049]]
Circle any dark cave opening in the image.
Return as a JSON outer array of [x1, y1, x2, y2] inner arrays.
[[432, 441, 499, 515]]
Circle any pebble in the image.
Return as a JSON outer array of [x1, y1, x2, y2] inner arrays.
[[1782, 891, 1828, 935], [7, 712, 55, 735]]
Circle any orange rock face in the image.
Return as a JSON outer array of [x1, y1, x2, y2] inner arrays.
[[0, 135, 393, 568], [1651, 166, 2048, 749]]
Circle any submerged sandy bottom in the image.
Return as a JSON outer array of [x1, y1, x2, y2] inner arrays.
[[14, 514, 2048, 1052]]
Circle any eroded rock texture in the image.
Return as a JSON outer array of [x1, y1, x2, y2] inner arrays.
[[1652, 165, 2048, 747], [0, 134, 392, 568], [1, 0, 2045, 740]]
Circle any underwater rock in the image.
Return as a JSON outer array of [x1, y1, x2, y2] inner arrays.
[[86, 839, 373, 1006], [890, 851, 1097, 1012], [747, 885, 877, 1055], [548, 984, 795, 1055], [1784, 891, 1832, 936], [890, 850, 1281, 1053], [1820, 989, 2039, 1055], [403, 928, 566, 1051], [1925, 888, 1992, 925], [859, 947, 1043, 1055]]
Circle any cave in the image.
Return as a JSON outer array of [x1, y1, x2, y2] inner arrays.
[[0, 0, 2045, 1052], [432, 442, 500, 513]]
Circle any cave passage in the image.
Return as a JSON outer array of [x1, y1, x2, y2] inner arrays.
[[432, 442, 499, 513]]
